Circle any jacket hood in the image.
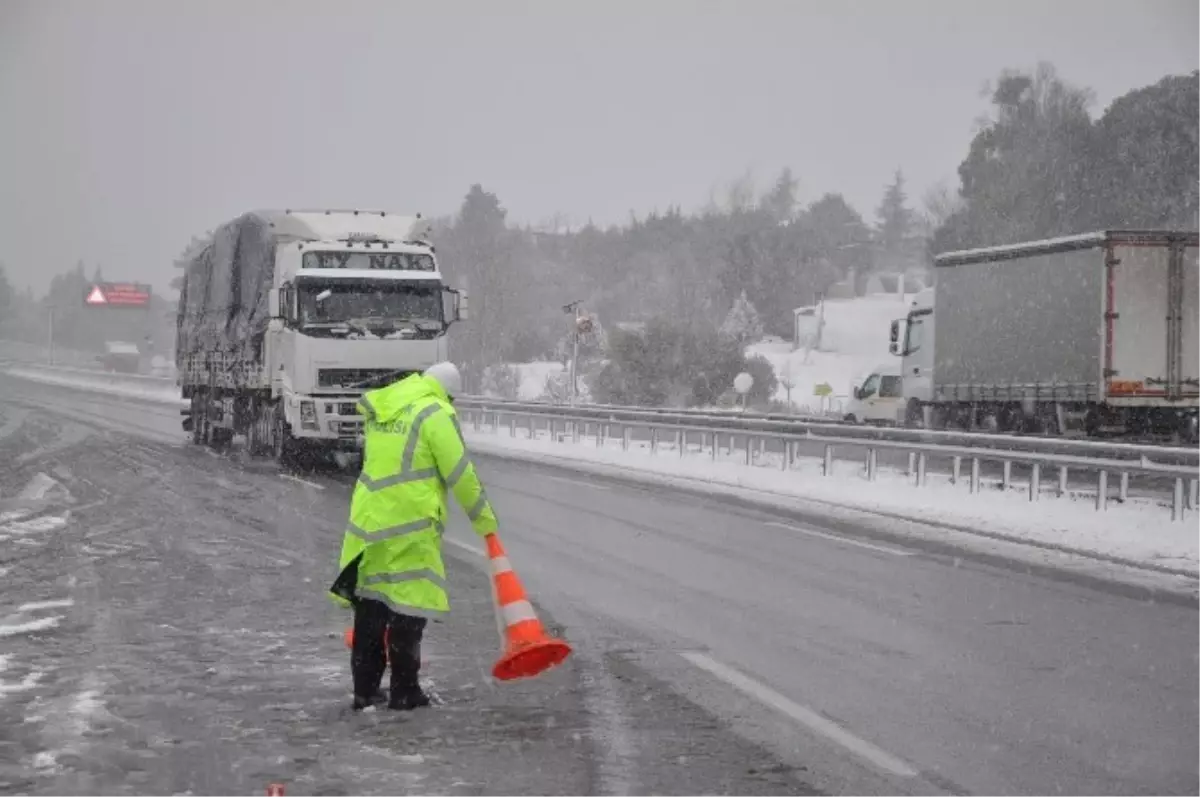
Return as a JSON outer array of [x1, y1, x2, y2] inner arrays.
[[362, 374, 448, 422]]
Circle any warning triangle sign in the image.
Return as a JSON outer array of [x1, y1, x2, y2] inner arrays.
[[85, 285, 108, 305]]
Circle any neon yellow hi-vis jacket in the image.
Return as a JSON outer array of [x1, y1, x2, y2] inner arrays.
[[329, 373, 498, 618]]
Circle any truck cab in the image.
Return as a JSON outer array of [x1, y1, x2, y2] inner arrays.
[[889, 287, 934, 426], [265, 213, 467, 450], [844, 363, 906, 425]]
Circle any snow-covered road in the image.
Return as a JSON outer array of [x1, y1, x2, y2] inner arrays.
[[2, 371, 1197, 795]]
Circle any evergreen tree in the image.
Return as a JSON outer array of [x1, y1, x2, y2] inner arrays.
[[719, 290, 764, 346]]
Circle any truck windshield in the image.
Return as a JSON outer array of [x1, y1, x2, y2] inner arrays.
[[297, 278, 443, 326]]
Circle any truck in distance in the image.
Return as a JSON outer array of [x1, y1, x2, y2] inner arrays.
[[889, 229, 1198, 441], [175, 209, 468, 462]]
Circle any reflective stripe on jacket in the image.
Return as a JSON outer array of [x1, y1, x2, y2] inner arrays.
[[329, 373, 498, 616]]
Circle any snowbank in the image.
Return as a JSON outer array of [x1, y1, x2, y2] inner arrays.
[[750, 293, 913, 413], [463, 423, 1199, 579], [4, 366, 184, 406], [512, 361, 570, 401]]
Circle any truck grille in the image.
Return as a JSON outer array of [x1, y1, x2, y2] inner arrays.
[[317, 368, 410, 389]]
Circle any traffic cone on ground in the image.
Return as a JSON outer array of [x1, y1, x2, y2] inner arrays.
[[343, 627, 390, 662], [486, 533, 572, 681]]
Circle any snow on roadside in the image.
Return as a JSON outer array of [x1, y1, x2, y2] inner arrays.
[[463, 425, 1200, 577], [4, 366, 184, 405]]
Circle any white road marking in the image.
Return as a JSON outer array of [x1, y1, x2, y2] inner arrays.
[[280, 474, 326, 490], [17, 599, 74, 613], [0, 616, 61, 637], [765, 521, 912, 557], [679, 651, 919, 778], [444, 537, 485, 558], [546, 474, 610, 491]]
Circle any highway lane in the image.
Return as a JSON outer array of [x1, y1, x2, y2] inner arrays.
[[451, 457, 1199, 794], [5, 371, 1198, 794]]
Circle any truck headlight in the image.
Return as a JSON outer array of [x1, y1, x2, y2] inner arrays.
[[300, 401, 319, 430]]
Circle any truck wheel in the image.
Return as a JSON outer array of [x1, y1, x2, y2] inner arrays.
[[247, 400, 274, 457], [273, 408, 298, 467], [905, 399, 923, 428]]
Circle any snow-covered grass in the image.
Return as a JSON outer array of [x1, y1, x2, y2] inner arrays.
[[463, 421, 1199, 578], [750, 293, 913, 413], [511, 361, 571, 401]]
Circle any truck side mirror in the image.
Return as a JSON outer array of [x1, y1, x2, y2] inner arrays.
[[889, 341, 900, 356], [268, 288, 281, 319], [442, 288, 468, 323], [889, 320, 900, 343]]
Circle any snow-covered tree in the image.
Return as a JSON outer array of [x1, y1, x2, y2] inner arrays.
[[719, 290, 764, 346]]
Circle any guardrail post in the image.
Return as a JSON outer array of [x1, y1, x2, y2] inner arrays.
[[1002, 461, 1012, 491], [1119, 472, 1129, 503], [952, 456, 961, 485], [1172, 477, 1185, 521], [823, 444, 833, 476], [710, 432, 717, 461], [473, 411, 481, 432], [744, 436, 751, 466], [622, 427, 630, 451], [866, 448, 878, 481], [1191, 479, 1199, 510], [650, 428, 658, 454], [510, 416, 517, 438], [1029, 463, 1040, 501], [598, 424, 607, 448], [678, 430, 685, 458], [1096, 470, 1109, 511], [906, 452, 916, 477], [1058, 466, 1069, 497], [549, 418, 556, 442], [969, 458, 980, 494], [780, 439, 788, 471], [916, 452, 927, 487]]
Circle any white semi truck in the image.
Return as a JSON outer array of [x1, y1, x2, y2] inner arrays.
[[890, 230, 1198, 440], [176, 209, 468, 462]]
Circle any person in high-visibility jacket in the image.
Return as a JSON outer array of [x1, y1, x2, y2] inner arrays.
[[329, 361, 498, 711]]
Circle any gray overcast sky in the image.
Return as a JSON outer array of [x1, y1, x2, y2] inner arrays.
[[0, 0, 1196, 295]]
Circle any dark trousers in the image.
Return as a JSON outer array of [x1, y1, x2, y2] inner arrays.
[[351, 597, 427, 700]]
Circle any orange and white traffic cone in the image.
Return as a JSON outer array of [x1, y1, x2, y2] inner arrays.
[[485, 533, 572, 681], [343, 627, 389, 662]]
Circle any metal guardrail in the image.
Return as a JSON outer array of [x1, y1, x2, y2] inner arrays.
[[3, 362, 182, 393], [455, 397, 1200, 468], [8, 362, 1197, 471], [457, 405, 1200, 521]]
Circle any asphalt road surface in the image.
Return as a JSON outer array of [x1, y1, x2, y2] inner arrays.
[[2, 371, 1197, 795]]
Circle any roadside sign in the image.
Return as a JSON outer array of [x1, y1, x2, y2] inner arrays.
[[83, 282, 152, 308], [813, 382, 833, 397]]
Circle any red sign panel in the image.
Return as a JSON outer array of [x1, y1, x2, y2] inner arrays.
[[83, 282, 153, 308]]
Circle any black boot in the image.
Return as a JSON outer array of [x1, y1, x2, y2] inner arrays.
[[387, 614, 430, 711], [350, 598, 390, 710]]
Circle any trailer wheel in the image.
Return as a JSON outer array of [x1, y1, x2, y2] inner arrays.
[[190, 391, 211, 446]]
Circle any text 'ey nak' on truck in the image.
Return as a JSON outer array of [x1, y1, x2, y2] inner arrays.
[[889, 229, 1198, 441], [175, 209, 468, 462]]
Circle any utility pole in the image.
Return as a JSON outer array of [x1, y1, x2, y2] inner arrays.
[[563, 299, 583, 405], [47, 305, 55, 365]]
